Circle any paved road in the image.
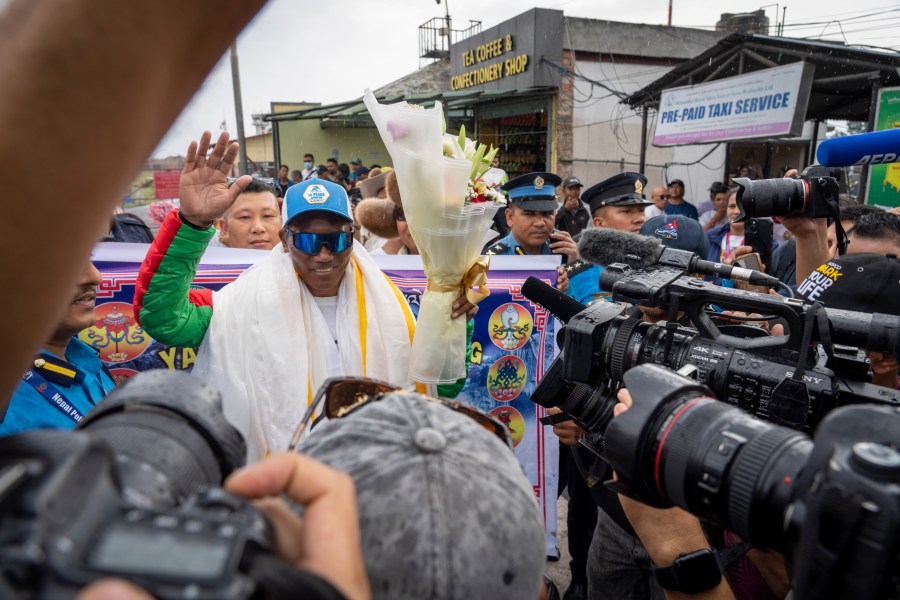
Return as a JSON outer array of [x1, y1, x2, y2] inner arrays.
[[547, 495, 574, 596]]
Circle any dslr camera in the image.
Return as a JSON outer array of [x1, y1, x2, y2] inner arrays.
[[732, 165, 841, 222], [0, 370, 334, 600]]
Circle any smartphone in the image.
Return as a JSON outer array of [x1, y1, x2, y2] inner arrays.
[[732, 252, 770, 294], [550, 229, 569, 264], [744, 219, 773, 273]]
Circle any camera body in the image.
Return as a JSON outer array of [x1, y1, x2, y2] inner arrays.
[[605, 364, 900, 600], [0, 431, 273, 600], [733, 165, 841, 222], [0, 370, 313, 600]]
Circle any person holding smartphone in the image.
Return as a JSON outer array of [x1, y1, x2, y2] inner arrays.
[[706, 190, 746, 263]]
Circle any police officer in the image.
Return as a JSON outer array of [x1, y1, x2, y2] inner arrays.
[[484, 172, 578, 262], [566, 172, 653, 305], [0, 260, 113, 436]]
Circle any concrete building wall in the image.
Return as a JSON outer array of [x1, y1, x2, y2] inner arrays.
[[242, 132, 274, 170], [569, 58, 725, 204], [276, 120, 390, 171]]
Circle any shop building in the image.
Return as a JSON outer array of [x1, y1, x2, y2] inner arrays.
[[265, 8, 727, 191], [266, 9, 899, 203]]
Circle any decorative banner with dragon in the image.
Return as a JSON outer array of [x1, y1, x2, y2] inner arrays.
[[89, 245, 562, 556]]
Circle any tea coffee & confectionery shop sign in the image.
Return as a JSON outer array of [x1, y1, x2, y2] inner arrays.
[[449, 8, 563, 92]]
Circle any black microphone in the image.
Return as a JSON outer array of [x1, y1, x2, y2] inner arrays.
[[521, 276, 586, 324], [577, 228, 780, 287]]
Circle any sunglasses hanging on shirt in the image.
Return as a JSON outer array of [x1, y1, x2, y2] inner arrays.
[[287, 377, 513, 450]]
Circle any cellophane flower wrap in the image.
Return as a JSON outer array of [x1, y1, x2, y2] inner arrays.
[[364, 90, 502, 384]]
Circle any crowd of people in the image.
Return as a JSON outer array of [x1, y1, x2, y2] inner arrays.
[[2, 1, 899, 599], [273, 155, 380, 200]]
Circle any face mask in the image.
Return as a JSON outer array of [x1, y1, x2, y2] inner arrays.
[[304, 161, 313, 169]]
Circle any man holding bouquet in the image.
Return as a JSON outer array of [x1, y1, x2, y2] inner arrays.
[[136, 131, 477, 462]]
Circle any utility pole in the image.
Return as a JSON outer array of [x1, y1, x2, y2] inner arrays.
[[230, 43, 248, 176]]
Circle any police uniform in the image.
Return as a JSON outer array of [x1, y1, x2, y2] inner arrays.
[[484, 172, 562, 256], [567, 172, 653, 305], [0, 337, 114, 436]]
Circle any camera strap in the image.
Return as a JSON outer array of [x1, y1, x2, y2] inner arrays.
[[791, 302, 834, 381], [825, 194, 849, 256], [21, 369, 86, 424], [771, 302, 835, 429]]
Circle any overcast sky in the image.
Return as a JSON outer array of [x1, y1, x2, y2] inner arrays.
[[152, 0, 900, 157]]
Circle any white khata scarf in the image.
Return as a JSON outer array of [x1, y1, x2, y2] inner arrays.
[[193, 240, 417, 463]]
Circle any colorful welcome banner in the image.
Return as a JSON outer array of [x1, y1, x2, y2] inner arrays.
[[89, 244, 562, 554]]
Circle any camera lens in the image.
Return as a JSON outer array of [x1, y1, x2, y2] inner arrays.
[[76, 370, 246, 507], [643, 396, 811, 551], [733, 177, 807, 221], [601, 317, 696, 380]]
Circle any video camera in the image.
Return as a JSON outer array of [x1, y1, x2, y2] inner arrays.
[[522, 249, 900, 599], [0, 370, 333, 600], [606, 363, 900, 600], [528, 264, 900, 443]]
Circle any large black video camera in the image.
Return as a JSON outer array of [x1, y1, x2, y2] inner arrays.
[[0, 371, 339, 600], [606, 363, 900, 600], [529, 264, 900, 443]]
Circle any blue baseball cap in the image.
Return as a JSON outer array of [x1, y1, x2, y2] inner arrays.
[[284, 179, 353, 226], [640, 214, 708, 257], [501, 172, 562, 212]]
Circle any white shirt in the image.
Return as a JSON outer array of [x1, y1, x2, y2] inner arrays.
[[645, 205, 664, 219], [699, 210, 725, 228], [312, 296, 343, 379]]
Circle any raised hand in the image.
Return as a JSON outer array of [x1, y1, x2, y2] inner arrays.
[[179, 130, 252, 227]]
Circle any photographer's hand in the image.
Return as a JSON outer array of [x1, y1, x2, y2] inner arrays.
[[179, 130, 252, 228], [775, 169, 831, 286], [75, 579, 154, 600], [613, 390, 737, 600], [225, 452, 371, 600], [548, 407, 586, 445]]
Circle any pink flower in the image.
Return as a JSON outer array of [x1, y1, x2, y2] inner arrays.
[[386, 122, 408, 142]]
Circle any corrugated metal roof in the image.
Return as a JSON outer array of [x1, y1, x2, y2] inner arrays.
[[623, 33, 900, 121]]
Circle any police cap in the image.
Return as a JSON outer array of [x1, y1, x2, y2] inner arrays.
[[583, 172, 651, 214], [501, 171, 562, 212]]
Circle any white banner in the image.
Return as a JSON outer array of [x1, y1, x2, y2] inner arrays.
[[653, 62, 814, 146]]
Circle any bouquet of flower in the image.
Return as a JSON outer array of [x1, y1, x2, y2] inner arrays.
[[364, 90, 504, 384]]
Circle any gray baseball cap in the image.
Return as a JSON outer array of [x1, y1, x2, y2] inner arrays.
[[296, 392, 546, 600]]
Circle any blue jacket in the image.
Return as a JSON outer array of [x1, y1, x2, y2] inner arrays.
[[706, 223, 729, 264], [1, 337, 114, 436], [566, 262, 605, 305], [484, 232, 552, 256]]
